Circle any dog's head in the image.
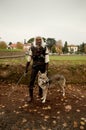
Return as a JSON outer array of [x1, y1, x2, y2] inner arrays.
[[38, 71, 49, 89]]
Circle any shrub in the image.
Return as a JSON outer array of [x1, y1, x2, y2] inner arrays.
[[0, 41, 7, 49], [16, 42, 23, 49]]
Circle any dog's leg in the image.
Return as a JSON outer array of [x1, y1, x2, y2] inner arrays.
[[62, 85, 65, 97], [41, 89, 44, 100], [41, 89, 45, 103], [59, 78, 66, 97], [42, 88, 48, 103]]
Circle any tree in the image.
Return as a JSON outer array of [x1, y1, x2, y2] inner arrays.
[[42, 37, 46, 42], [27, 38, 34, 43], [0, 41, 7, 49], [56, 40, 63, 55], [75, 45, 80, 54], [51, 45, 57, 53], [62, 41, 68, 53], [46, 38, 56, 52], [9, 42, 12, 45], [79, 43, 85, 53], [84, 44, 86, 53], [16, 42, 23, 49]]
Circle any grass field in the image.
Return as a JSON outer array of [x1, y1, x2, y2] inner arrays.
[[50, 55, 86, 60], [50, 55, 86, 65], [0, 55, 86, 65], [0, 49, 24, 52], [0, 55, 86, 84]]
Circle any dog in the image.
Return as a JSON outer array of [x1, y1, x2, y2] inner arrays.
[[38, 71, 66, 103]]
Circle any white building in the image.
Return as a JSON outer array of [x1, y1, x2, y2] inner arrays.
[[67, 45, 78, 53]]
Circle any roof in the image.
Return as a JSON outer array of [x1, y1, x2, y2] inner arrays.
[[10, 44, 17, 47], [67, 45, 78, 47]]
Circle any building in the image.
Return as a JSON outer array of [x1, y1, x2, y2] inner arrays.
[[8, 43, 17, 49], [67, 45, 78, 53]]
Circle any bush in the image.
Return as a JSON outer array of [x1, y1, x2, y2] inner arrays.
[[0, 41, 7, 49], [16, 42, 23, 49]]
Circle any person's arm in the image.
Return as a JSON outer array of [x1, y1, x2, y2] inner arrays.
[[45, 46, 49, 72], [25, 62, 30, 73], [25, 47, 32, 73], [45, 63, 49, 72]]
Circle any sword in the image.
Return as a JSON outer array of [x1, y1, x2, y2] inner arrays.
[[8, 72, 27, 97]]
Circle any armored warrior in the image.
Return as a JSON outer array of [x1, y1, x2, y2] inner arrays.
[[25, 36, 49, 102]]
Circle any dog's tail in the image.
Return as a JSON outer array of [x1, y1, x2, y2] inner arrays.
[[50, 74, 65, 80]]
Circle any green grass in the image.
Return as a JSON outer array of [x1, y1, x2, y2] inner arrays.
[[0, 58, 26, 65], [0, 49, 24, 52], [49, 55, 86, 65], [0, 55, 86, 65], [50, 55, 86, 61]]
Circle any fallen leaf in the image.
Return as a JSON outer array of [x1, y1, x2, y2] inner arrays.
[[63, 122, 67, 127], [81, 117, 86, 122], [42, 107, 49, 110], [44, 115, 49, 119], [47, 105, 51, 109], [0, 112, 5, 115], [13, 110, 16, 113], [76, 109, 80, 112], [52, 120, 57, 124], [52, 116, 57, 119], [80, 126, 85, 130], [57, 116, 60, 119], [81, 95, 85, 98], [61, 98, 64, 101], [22, 118, 27, 123], [33, 109, 37, 112], [80, 121, 85, 126], [2, 105, 5, 108], [44, 119, 47, 122], [73, 121, 78, 128], [65, 105, 72, 112], [19, 106, 22, 109], [40, 125, 46, 130], [41, 113, 44, 116], [16, 111, 20, 114], [57, 111, 60, 114], [22, 103, 28, 108], [81, 118, 85, 120]]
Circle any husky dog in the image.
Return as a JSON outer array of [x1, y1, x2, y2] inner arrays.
[[38, 71, 49, 103], [38, 71, 66, 103]]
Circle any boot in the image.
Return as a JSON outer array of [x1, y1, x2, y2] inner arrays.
[[27, 88, 33, 102], [39, 87, 43, 98]]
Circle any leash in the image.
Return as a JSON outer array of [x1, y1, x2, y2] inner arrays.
[[8, 72, 26, 97]]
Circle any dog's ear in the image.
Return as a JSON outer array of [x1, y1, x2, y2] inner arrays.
[[38, 71, 41, 76]]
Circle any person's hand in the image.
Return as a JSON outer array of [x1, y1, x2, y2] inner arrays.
[[24, 72, 27, 77]]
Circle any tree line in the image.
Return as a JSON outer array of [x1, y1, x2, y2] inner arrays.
[[0, 41, 23, 50], [27, 37, 86, 54], [0, 38, 86, 54]]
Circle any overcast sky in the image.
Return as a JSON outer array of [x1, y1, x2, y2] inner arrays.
[[0, 0, 86, 44]]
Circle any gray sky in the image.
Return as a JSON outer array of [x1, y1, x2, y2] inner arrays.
[[0, 0, 86, 44]]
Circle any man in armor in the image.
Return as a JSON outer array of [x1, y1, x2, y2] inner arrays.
[[25, 36, 49, 102]]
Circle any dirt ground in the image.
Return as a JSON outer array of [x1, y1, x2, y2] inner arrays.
[[0, 83, 86, 130]]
